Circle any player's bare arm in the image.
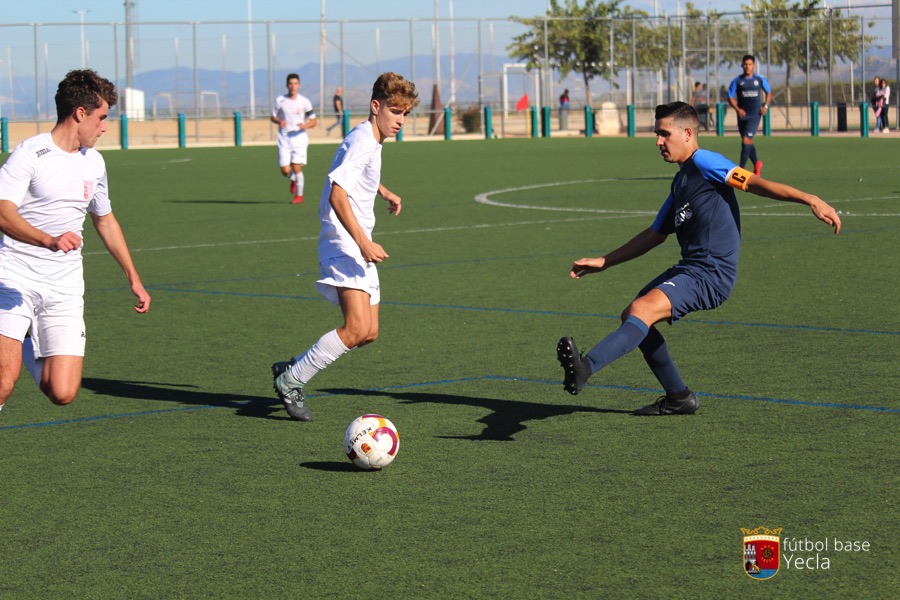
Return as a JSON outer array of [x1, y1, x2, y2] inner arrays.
[[0, 199, 82, 252], [91, 212, 152, 313], [329, 183, 389, 263], [571, 228, 667, 279], [746, 177, 842, 234], [378, 184, 402, 216]]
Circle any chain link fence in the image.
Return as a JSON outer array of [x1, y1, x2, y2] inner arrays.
[[0, 5, 895, 148]]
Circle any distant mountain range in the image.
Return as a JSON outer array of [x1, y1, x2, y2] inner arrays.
[[3, 49, 894, 120]]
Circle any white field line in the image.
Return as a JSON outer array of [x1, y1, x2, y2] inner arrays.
[[83, 181, 899, 256]]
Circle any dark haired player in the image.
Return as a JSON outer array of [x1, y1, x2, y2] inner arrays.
[[0, 69, 150, 412], [728, 54, 771, 176], [556, 102, 840, 415]]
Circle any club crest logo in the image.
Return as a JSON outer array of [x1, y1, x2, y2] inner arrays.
[[742, 526, 782, 579], [83, 180, 95, 200], [675, 203, 692, 226]]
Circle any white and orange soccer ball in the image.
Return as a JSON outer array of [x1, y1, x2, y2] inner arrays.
[[343, 414, 399, 470]]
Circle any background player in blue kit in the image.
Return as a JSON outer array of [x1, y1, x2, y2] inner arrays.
[[728, 55, 771, 176], [556, 102, 841, 416]]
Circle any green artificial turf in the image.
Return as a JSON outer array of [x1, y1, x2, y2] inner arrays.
[[1, 135, 897, 598]]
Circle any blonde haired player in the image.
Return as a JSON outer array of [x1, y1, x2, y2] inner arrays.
[[271, 73, 317, 204], [0, 69, 150, 411], [272, 72, 419, 421], [557, 101, 840, 416]]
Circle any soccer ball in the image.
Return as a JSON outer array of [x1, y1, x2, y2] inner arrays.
[[343, 414, 399, 470]]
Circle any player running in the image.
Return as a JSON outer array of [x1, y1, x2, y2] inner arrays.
[[271, 73, 419, 422], [271, 73, 317, 204], [728, 54, 771, 176]]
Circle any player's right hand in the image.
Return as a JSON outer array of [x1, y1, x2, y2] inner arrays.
[[570, 257, 606, 279], [48, 231, 83, 253], [361, 240, 389, 264]]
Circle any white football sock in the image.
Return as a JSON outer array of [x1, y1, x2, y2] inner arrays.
[[22, 337, 44, 387], [288, 329, 350, 386], [294, 171, 304, 196]]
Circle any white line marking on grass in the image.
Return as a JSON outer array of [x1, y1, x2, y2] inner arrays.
[[475, 179, 656, 215], [82, 215, 640, 256], [477, 180, 900, 217]]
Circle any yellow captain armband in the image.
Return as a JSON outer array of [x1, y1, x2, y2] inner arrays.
[[727, 167, 754, 191]]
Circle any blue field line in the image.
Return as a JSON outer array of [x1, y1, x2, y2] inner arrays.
[[2, 375, 896, 432]]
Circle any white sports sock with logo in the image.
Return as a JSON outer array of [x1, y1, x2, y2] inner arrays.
[[288, 329, 350, 386], [22, 337, 44, 387]]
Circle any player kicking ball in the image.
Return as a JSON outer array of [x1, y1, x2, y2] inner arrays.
[[271, 73, 419, 421], [557, 101, 841, 416]]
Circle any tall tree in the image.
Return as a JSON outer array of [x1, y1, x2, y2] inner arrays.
[[741, 0, 873, 125], [509, 0, 630, 106]]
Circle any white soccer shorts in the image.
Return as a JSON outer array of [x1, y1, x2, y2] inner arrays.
[[277, 132, 309, 167], [0, 282, 86, 357], [316, 256, 380, 306]]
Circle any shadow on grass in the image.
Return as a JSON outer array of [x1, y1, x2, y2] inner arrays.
[[80, 377, 288, 420], [300, 461, 375, 472], [320, 387, 631, 442], [78, 379, 633, 434]]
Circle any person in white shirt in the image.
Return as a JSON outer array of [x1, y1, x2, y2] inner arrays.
[[271, 73, 318, 204], [271, 72, 419, 421], [0, 69, 151, 411]]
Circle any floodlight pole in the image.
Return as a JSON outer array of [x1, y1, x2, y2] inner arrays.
[[73, 10, 89, 68], [320, 0, 325, 121]]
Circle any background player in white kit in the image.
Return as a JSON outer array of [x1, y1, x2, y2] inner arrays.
[[271, 72, 419, 422], [271, 73, 318, 204], [0, 69, 151, 411]]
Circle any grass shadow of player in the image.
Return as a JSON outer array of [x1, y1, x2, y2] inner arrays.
[[80, 377, 289, 420], [319, 387, 631, 442]]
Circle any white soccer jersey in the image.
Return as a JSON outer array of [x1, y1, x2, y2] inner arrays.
[[273, 93, 315, 141], [318, 120, 383, 262], [0, 133, 112, 293]]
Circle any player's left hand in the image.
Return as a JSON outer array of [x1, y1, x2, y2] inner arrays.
[[382, 191, 402, 216], [810, 198, 842, 235]]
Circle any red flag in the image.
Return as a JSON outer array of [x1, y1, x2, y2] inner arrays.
[[515, 94, 529, 112]]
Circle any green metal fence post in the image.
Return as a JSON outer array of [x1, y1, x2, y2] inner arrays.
[[484, 105, 493, 139], [716, 103, 725, 136], [541, 105, 551, 137], [0, 117, 7, 153], [627, 104, 635, 137], [763, 109, 771, 136], [233, 111, 242, 146], [444, 106, 452, 140], [119, 113, 128, 150], [810, 102, 819, 136], [178, 113, 187, 148], [341, 110, 350, 137], [860, 102, 869, 138], [584, 105, 593, 138]]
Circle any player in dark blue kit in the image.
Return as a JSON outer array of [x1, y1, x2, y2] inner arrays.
[[728, 54, 771, 176], [556, 102, 841, 416]]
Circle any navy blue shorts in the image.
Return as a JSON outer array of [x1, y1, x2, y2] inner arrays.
[[738, 116, 761, 138], [639, 266, 733, 323]]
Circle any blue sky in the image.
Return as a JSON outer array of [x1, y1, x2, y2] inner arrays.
[[5, 0, 750, 24]]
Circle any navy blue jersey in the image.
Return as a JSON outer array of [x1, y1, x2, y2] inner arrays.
[[651, 149, 743, 296], [728, 74, 771, 116]]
